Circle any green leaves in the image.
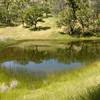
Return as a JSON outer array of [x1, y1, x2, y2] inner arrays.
[[57, 0, 99, 36], [0, 0, 21, 25], [24, 6, 44, 29]]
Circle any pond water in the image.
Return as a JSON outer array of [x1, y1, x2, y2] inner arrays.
[[0, 40, 100, 77]]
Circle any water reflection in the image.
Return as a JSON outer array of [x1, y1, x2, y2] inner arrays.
[[1, 60, 82, 73], [0, 40, 100, 76]]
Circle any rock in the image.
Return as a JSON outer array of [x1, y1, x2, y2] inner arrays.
[[73, 45, 82, 52], [0, 80, 19, 93], [10, 80, 19, 89], [0, 83, 9, 93]]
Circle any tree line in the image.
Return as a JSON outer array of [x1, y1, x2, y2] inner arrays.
[[0, 0, 99, 35], [57, 0, 100, 36], [0, 0, 51, 29]]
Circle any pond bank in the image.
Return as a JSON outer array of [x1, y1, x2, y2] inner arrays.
[[0, 36, 100, 47]]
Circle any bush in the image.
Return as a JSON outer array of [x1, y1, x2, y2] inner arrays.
[[24, 6, 44, 30]]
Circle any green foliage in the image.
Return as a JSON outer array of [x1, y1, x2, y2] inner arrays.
[[24, 6, 44, 30], [0, 0, 99, 34], [96, 19, 100, 26], [46, 0, 66, 15], [57, 0, 99, 36], [15, 0, 30, 25], [42, 4, 51, 17], [76, 4, 94, 33], [57, 8, 76, 35], [0, 0, 20, 25], [57, 0, 78, 35], [67, 0, 78, 19]]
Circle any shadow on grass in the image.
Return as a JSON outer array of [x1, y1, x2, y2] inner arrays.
[[23, 25, 30, 28], [78, 86, 100, 100], [29, 26, 51, 31], [59, 32, 67, 35], [88, 86, 100, 100], [0, 23, 19, 28]]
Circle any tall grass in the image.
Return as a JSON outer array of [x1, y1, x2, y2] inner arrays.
[[0, 62, 100, 100]]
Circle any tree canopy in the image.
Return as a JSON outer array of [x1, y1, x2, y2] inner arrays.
[[0, 0, 99, 34]]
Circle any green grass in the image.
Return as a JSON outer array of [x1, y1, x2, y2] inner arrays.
[[0, 62, 100, 100], [0, 17, 69, 40], [0, 17, 100, 42]]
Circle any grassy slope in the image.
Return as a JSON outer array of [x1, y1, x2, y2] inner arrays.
[[0, 62, 100, 100], [0, 17, 100, 42], [0, 17, 71, 41]]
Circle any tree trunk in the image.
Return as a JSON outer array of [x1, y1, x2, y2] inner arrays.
[[34, 23, 37, 30], [34, 21, 37, 30]]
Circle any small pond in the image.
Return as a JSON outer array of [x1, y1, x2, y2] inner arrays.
[[0, 40, 100, 77]]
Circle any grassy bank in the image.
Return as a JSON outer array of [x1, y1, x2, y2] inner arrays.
[[0, 61, 100, 100]]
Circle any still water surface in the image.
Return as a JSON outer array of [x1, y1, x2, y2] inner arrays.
[[0, 40, 100, 77]]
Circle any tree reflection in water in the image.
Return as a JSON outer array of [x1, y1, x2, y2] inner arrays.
[[0, 40, 100, 76]]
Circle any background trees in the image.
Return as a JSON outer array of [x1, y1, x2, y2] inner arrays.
[[0, 0, 51, 29], [48, 0, 66, 15], [57, 0, 99, 36], [0, 0, 20, 25], [0, 0, 99, 34], [57, 8, 76, 35]]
